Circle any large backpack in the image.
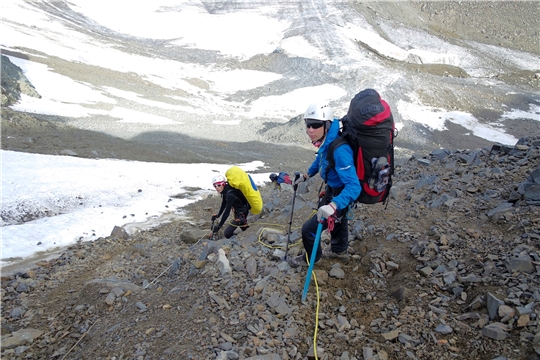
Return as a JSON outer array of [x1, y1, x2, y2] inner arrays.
[[327, 89, 397, 205], [225, 166, 264, 214], [277, 172, 291, 185]]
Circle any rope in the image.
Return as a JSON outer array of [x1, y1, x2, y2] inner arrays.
[[209, 218, 306, 252], [257, 225, 302, 251], [303, 252, 321, 360], [208, 211, 322, 359], [61, 319, 99, 360], [327, 215, 335, 232]]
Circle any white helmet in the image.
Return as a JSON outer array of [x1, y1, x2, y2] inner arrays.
[[303, 103, 333, 122], [212, 174, 226, 185]]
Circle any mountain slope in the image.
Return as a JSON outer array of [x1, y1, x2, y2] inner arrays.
[[1, 136, 539, 359], [1, 0, 538, 161]]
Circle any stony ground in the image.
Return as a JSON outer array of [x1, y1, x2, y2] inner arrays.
[[2, 136, 539, 360], [2, 1, 540, 359]]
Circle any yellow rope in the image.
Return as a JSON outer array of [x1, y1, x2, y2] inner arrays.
[[256, 226, 302, 250], [218, 211, 322, 359], [304, 252, 320, 360]]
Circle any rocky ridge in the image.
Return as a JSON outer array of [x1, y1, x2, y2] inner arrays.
[[1, 136, 539, 360]]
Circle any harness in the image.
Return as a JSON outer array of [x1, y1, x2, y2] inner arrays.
[[229, 188, 249, 225]]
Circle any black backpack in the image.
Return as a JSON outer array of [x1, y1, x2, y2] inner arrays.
[[327, 89, 397, 205]]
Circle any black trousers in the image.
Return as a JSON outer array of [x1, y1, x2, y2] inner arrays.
[[224, 220, 249, 239], [301, 210, 349, 263], [223, 210, 249, 239]]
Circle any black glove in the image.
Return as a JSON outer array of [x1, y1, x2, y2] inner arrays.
[[211, 214, 218, 221]]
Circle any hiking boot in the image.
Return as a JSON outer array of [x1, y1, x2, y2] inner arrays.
[[288, 254, 319, 268], [322, 248, 350, 261]]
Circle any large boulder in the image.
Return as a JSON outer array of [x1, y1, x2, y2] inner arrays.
[[1, 54, 41, 107]]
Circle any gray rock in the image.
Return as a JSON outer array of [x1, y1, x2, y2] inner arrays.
[[486, 292, 504, 320], [329, 266, 345, 279], [429, 194, 452, 209], [104, 292, 116, 306], [10, 307, 25, 319], [85, 279, 142, 293], [534, 332, 540, 354], [135, 301, 148, 312], [391, 287, 405, 301], [435, 324, 453, 334], [398, 333, 421, 346], [60, 149, 78, 156], [110, 225, 129, 239], [418, 266, 433, 276], [209, 291, 230, 310], [516, 306, 533, 316], [1, 328, 44, 349], [180, 229, 208, 244], [487, 202, 514, 219], [216, 249, 232, 277], [1, 55, 41, 107], [459, 273, 480, 283], [244, 354, 281, 360], [363, 347, 373, 359], [506, 255, 534, 273], [111, 287, 125, 297], [274, 302, 290, 316], [481, 324, 507, 340], [430, 149, 450, 160], [443, 271, 456, 285], [378, 329, 399, 342], [415, 175, 437, 189], [15, 283, 28, 292], [417, 158, 431, 167], [245, 256, 257, 278], [168, 258, 181, 277]]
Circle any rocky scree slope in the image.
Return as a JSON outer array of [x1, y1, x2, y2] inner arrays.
[[1, 136, 540, 360]]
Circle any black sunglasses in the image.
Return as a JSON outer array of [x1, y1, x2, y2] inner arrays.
[[305, 120, 325, 129]]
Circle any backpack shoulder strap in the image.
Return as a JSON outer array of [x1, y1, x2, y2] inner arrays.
[[326, 135, 349, 172]]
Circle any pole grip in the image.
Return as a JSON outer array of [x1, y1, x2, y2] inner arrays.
[[293, 171, 301, 191]]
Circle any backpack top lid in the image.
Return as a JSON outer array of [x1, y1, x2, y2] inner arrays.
[[343, 88, 393, 129]]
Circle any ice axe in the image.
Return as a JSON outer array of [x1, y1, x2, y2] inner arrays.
[[302, 219, 324, 301], [283, 171, 301, 261]]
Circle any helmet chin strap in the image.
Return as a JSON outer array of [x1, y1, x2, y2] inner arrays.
[[312, 133, 327, 148], [310, 121, 330, 148]]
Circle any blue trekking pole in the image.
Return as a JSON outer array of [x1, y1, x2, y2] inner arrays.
[[301, 219, 324, 301]]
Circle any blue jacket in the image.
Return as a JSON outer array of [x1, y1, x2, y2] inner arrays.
[[307, 119, 360, 210]]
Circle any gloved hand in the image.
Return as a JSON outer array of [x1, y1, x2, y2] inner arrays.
[[293, 173, 309, 186], [317, 202, 337, 222], [211, 214, 218, 221]]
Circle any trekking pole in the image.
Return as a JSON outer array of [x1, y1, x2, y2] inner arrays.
[[284, 172, 301, 260], [209, 220, 215, 240], [301, 219, 324, 301]]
